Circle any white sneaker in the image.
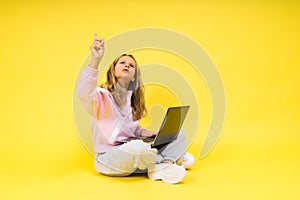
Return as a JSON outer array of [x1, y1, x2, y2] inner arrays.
[[148, 163, 186, 184], [176, 152, 195, 169]]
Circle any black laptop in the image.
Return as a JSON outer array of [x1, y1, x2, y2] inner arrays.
[[141, 105, 190, 149]]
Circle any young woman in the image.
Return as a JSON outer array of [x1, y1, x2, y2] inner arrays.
[[77, 34, 194, 184]]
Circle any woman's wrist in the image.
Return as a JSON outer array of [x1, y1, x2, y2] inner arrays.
[[89, 56, 102, 69], [140, 129, 146, 137]]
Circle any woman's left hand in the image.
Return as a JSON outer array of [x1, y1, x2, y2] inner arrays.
[[141, 130, 158, 137]]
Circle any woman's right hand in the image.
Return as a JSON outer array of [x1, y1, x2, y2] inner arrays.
[[90, 33, 105, 59]]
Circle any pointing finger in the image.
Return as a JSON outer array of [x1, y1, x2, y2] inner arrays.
[[94, 33, 101, 42]]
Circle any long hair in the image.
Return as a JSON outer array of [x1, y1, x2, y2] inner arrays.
[[100, 54, 147, 120]]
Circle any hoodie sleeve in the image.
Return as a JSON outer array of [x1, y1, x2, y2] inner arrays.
[[76, 66, 101, 118]]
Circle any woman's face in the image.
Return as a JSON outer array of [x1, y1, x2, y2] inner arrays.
[[114, 56, 136, 82]]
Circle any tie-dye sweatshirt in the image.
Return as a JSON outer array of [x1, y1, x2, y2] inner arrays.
[[76, 66, 145, 153]]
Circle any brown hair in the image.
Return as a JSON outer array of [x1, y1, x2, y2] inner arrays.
[[100, 54, 147, 120]]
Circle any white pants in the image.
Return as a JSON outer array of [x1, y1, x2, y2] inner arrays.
[[95, 129, 187, 176]]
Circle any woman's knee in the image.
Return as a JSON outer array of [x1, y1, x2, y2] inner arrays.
[[176, 129, 187, 146]]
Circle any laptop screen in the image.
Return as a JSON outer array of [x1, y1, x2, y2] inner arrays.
[[152, 105, 190, 147]]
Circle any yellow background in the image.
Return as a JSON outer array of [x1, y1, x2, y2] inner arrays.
[[1, 0, 299, 199]]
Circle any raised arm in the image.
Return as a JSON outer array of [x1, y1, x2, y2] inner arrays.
[[76, 34, 105, 117]]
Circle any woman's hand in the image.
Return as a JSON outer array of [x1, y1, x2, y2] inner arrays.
[[89, 33, 105, 69], [141, 129, 158, 137], [91, 33, 105, 58]]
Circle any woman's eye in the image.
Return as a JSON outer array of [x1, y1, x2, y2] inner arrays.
[[120, 61, 125, 64], [129, 64, 135, 68]]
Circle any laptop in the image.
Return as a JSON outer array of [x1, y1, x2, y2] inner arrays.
[[141, 105, 190, 149]]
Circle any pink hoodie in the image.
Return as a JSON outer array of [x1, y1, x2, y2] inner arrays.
[[76, 66, 145, 153]]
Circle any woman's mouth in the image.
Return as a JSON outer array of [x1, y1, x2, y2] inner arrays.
[[122, 69, 129, 73]]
